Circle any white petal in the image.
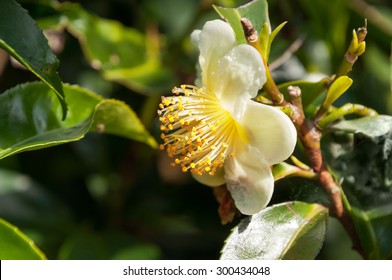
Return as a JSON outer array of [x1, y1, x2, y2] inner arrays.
[[192, 20, 236, 91], [240, 100, 297, 165], [224, 145, 274, 215], [190, 30, 201, 45], [192, 167, 226, 187], [212, 45, 266, 119]]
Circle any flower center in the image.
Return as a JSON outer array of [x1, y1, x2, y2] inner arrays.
[[158, 85, 237, 176]]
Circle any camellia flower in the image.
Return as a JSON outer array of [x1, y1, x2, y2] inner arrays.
[[158, 20, 297, 215]]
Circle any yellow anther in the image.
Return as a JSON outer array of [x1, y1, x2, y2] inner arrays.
[[158, 84, 237, 175]]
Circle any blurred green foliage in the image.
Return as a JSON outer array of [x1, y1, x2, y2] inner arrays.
[[0, 0, 391, 259]]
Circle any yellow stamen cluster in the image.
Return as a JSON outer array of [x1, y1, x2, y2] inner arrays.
[[158, 85, 236, 175]]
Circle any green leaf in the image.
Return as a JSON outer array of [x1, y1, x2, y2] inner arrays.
[[0, 82, 157, 160], [330, 115, 392, 259], [266, 21, 287, 61], [349, 204, 392, 260], [91, 99, 158, 148], [0, 0, 67, 119], [0, 218, 46, 259], [214, 0, 270, 44], [332, 115, 392, 138], [323, 76, 353, 108], [46, 2, 173, 94], [221, 202, 328, 260]]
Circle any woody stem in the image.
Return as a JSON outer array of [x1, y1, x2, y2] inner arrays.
[[262, 68, 367, 258]]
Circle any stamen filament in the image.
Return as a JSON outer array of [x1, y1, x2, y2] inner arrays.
[[158, 85, 240, 175]]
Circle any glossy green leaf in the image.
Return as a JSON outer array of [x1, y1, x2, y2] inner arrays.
[[46, 2, 173, 94], [330, 115, 392, 259], [0, 218, 46, 259], [221, 202, 328, 260], [0, 82, 157, 160], [214, 0, 270, 44], [0, 0, 67, 119]]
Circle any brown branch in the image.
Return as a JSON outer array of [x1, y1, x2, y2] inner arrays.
[[297, 118, 367, 258], [250, 13, 367, 256]]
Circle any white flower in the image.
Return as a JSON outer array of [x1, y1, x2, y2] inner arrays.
[[158, 20, 297, 215]]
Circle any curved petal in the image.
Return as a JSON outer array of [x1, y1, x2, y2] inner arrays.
[[224, 145, 273, 215], [240, 100, 297, 165], [191, 20, 236, 91], [212, 45, 266, 119], [192, 167, 226, 187]]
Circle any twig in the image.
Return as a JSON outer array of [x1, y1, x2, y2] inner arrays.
[[269, 37, 304, 71], [348, 0, 392, 37], [266, 82, 367, 258], [298, 117, 367, 259]]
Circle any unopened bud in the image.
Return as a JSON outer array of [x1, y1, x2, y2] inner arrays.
[[356, 19, 367, 43], [241, 18, 258, 43]]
